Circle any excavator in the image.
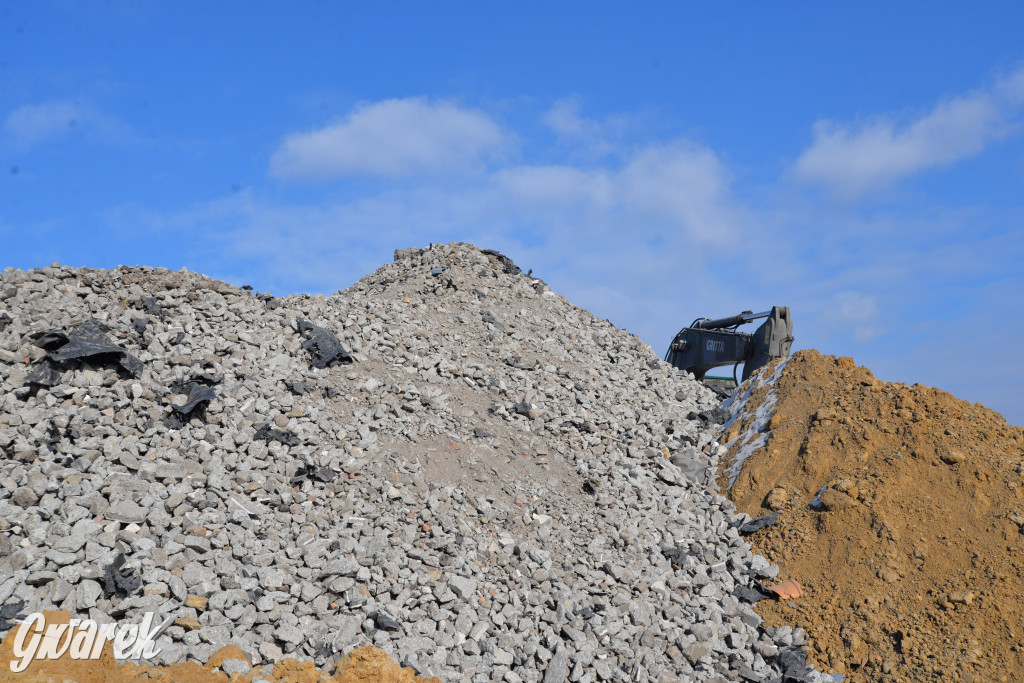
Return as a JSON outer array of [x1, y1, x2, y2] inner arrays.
[[664, 306, 793, 387]]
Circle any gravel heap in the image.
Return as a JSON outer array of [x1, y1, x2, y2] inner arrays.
[[0, 243, 829, 683]]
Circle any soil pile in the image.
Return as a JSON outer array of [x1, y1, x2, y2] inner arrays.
[[720, 349, 1024, 682]]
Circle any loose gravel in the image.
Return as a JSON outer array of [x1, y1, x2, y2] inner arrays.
[[0, 243, 830, 682]]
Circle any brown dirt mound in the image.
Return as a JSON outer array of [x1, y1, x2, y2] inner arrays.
[[721, 350, 1024, 682], [0, 611, 439, 683]]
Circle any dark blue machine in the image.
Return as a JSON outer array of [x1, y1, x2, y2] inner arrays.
[[665, 306, 793, 383]]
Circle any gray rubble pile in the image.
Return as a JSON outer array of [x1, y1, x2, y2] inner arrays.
[[0, 243, 827, 682]]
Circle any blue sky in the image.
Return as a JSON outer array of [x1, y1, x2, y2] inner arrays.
[[3, 2, 1024, 425]]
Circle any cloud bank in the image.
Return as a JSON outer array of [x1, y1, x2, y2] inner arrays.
[[3, 102, 83, 148], [269, 98, 509, 181], [793, 65, 1024, 199]]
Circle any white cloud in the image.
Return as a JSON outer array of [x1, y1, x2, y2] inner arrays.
[[494, 142, 737, 245], [544, 97, 601, 140], [2, 101, 135, 150], [269, 98, 509, 181], [820, 291, 881, 342], [793, 65, 1024, 199], [3, 102, 82, 148]]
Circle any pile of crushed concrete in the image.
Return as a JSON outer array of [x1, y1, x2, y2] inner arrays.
[[720, 350, 1024, 682], [0, 244, 833, 682]]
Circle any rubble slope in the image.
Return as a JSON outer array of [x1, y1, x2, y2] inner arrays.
[[1, 244, 829, 682]]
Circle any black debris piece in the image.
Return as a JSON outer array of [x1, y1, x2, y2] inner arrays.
[[472, 289, 486, 300], [513, 401, 532, 417], [661, 546, 699, 567], [582, 480, 599, 495], [291, 461, 336, 485], [254, 424, 301, 447], [0, 311, 12, 333], [138, 297, 163, 314], [119, 353, 144, 375], [688, 406, 730, 426], [570, 419, 595, 434], [707, 384, 734, 400], [311, 640, 333, 660], [258, 292, 282, 310], [505, 355, 537, 370], [734, 581, 776, 604], [44, 422, 62, 452], [33, 318, 143, 377], [0, 599, 26, 632], [430, 267, 447, 276], [737, 512, 779, 535], [193, 372, 222, 386], [473, 427, 495, 438], [372, 611, 402, 632], [481, 248, 522, 275], [171, 382, 217, 416], [241, 284, 253, 291], [481, 311, 505, 331], [428, 274, 457, 293], [323, 386, 342, 399], [169, 330, 185, 345], [296, 319, 352, 369], [31, 329, 70, 351], [773, 647, 817, 683], [102, 553, 141, 598], [285, 379, 311, 395], [25, 359, 63, 387]]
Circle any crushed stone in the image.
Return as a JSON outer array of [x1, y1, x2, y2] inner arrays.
[[0, 244, 831, 682]]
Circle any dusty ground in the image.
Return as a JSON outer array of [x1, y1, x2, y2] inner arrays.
[[721, 350, 1024, 682], [0, 611, 440, 683]]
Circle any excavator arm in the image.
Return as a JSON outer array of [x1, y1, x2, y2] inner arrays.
[[665, 306, 793, 382]]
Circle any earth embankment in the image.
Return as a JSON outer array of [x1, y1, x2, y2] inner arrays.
[[721, 350, 1024, 682]]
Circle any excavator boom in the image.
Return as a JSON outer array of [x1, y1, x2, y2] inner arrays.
[[665, 306, 793, 383]]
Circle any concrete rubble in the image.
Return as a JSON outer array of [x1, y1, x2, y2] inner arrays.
[[0, 243, 830, 682]]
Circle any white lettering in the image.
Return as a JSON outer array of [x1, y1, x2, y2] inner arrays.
[[11, 613, 44, 673], [8, 613, 166, 672], [113, 624, 139, 659], [91, 622, 117, 660], [705, 340, 725, 353], [35, 623, 72, 660], [122, 613, 171, 659], [69, 620, 98, 660]]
